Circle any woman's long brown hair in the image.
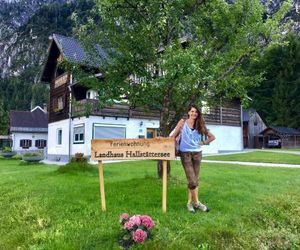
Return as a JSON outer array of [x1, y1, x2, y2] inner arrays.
[[187, 104, 208, 135]]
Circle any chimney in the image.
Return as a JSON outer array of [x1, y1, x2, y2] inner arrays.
[[43, 103, 47, 113]]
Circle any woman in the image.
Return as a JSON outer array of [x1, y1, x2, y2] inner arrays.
[[171, 104, 215, 213]]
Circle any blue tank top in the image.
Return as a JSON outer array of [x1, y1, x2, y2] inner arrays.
[[179, 121, 202, 152]]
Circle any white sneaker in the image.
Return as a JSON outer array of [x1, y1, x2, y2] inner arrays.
[[187, 203, 195, 213], [194, 202, 210, 212]]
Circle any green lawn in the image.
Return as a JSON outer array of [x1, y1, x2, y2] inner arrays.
[[204, 151, 300, 164], [1, 159, 300, 249], [265, 148, 300, 152]]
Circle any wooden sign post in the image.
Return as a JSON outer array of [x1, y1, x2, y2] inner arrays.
[[91, 137, 175, 213]]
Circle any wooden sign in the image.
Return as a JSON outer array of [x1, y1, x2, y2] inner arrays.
[[92, 137, 175, 213], [91, 137, 175, 161]]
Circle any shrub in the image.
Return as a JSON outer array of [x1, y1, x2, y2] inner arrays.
[[57, 161, 95, 173], [12, 154, 22, 160], [2, 147, 12, 153], [23, 152, 43, 157], [70, 152, 87, 163]]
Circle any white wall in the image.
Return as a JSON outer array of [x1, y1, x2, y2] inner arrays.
[[84, 116, 159, 157], [203, 124, 243, 154], [47, 117, 243, 160], [12, 132, 48, 152], [47, 119, 70, 156], [47, 116, 160, 159]]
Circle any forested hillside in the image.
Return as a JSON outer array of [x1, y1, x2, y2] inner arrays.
[[248, 33, 300, 130], [0, 0, 95, 134]]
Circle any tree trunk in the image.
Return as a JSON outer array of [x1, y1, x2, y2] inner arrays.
[[157, 88, 172, 178], [156, 160, 171, 178]]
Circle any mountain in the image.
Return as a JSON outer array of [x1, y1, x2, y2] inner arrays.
[[0, 0, 95, 134], [0, 0, 94, 79]]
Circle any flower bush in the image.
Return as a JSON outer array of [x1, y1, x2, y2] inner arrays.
[[119, 213, 155, 248]]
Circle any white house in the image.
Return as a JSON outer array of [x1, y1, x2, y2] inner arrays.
[[41, 34, 243, 162], [9, 106, 48, 153]]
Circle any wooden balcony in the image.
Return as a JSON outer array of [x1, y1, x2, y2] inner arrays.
[[71, 99, 161, 120], [72, 99, 241, 126]]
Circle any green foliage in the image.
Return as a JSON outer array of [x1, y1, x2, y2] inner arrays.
[[75, 0, 292, 135], [58, 153, 91, 174], [0, 77, 49, 133], [11, 154, 22, 160], [22, 152, 43, 157], [70, 152, 88, 163], [249, 33, 300, 129], [2, 147, 12, 153], [0, 98, 8, 135], [57, 161, 95, 173]]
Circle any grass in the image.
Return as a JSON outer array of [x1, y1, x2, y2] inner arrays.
[[204, 151, 300, 165], [265, 147, 300, 152], [0, 158, 300, 249]]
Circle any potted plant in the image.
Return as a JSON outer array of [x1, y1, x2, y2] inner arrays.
[[1, 147, 16, 158], [22, 151, 44, 162]]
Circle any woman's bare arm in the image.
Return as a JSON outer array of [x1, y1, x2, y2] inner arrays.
[[170, 119, 185, 138], [201, 131, 216, 145]]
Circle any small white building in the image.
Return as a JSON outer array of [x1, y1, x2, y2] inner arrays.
[[41, 34, 243, 162], [10, 106, 48, 153]]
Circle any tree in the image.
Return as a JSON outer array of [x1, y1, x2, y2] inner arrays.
[[0, 98, 8, 135], [74, 0, 291, 176], [31, 83, 49, 108], [249, 33, 300, 130]]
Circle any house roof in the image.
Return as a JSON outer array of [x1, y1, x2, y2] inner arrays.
[[260, 126, 300, 136], [53, 33, 108, 65], [10, 106, 48, 133], [41, 34, 108, 82]]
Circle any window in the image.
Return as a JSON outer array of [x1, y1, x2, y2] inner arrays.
[[20, 139, 32, 149], [73, 125, 84, 143], [147, 128, 157, 138], [35, 139, 47, 149], [86, 90, 98, 100], [57, 129, 62, 145], [93, 124, 126, 139], [58, 96, 64, 110]]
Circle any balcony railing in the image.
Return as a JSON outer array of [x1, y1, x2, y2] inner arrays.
[[72, 99, 241, 126], [71, 99, 161, 120]]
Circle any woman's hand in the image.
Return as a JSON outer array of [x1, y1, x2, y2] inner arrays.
[[199, 140, 209, 146], [200, 131, 216, 145]]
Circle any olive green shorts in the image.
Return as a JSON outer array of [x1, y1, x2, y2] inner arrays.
[[180, 151, 202, 190]]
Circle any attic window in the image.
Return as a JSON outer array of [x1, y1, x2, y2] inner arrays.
[[86, 90, 98, 100]]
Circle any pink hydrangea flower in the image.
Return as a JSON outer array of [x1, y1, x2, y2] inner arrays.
[[119, 213, 129, 222], [140, 215, 154, 229], [129, 215, 141, 226], [132, 229, 147, 243], [124, 220, 135, 230]]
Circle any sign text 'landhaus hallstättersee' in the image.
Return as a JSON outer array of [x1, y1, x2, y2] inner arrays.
[[91, 138, 175, 161]]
